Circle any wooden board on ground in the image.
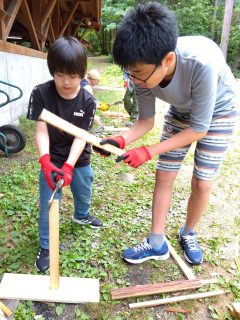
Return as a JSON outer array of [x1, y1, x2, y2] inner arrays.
[[0, 273, 99, 303], [129, 289, 225, 309], [111, 279, 202, 300], [166, 239, 196, 280]]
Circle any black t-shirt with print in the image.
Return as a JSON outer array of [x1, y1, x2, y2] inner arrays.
[[27, 80, 96, 168]]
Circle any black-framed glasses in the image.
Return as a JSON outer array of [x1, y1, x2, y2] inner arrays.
[[121, 65, 158, 83]]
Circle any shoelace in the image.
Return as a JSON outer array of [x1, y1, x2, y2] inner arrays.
[[182, 234, 200, 251], [134, 240, 152, 253]]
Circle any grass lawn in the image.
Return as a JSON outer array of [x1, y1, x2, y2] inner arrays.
[[0, 57, 239, 320]]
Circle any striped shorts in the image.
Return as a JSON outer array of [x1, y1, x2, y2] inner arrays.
[[156, 108, 238, 180]]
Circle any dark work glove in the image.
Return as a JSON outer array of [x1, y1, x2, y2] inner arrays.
[[116, 146, 152, 168], [39, 154, 62, 190], [93, 136, 125, 157]]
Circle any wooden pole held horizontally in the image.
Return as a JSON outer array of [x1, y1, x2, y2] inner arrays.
[[49, 199, 60, 289], [39, 109, 125, 157]]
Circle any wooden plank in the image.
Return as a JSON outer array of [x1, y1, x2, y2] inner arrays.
[[0, 2, 6, 41], [129, 290, 225, 309], [111, 279, 202, 300], [166, 239, 196, 280], [0, 40, 47, 58], [39, 109, 125, 157], [0, 273, 99, 303]]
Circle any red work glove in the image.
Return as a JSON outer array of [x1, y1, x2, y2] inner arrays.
[[116, 146, 152, 168], [93, 136, 125, 157], [56, 162, 74, 187], [124, 80, 128, 89], [39, 154, 62, 190]]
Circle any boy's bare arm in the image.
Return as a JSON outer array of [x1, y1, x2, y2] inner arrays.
[[66, 137, 86, 167], [35, 121, 50, 156]]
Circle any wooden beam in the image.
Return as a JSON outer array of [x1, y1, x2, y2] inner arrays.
[[20, 0, 41, 50], [51, 1, 60, 39], [129, 290, 225, 309], [0, 1, 6, 41], [0, 40, 47, 58], [72, 17, 83, 36], [41, 0, 58, 28], [59, 0, 80, 37], [166, 239, 196, 280], [5, 0, 23, 38]]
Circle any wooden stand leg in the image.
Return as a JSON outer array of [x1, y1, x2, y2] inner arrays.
[[49, 199, 60, 289]]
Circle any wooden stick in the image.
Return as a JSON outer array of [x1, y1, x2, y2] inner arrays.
[[39, 109, 125, 157], [165, 306, 190, 314], [129, 289, 225, 309], [49, 199, 59, 289], [166, 239, 196, 280], [0, 301, 12, 317], [111, 278, 219, 300]]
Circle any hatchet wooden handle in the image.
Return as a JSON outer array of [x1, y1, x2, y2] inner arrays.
[[39, 109, 125, 157]]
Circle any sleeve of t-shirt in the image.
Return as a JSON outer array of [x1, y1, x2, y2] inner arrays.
[[80, 96, 96, 131], [135, 86, 156, 119], [190, 63, 218, 132], [27, 86, 45, 121]]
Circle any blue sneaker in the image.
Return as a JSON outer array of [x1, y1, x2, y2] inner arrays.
[[179, 227, 203, 265], [122, 238, 170, 264]]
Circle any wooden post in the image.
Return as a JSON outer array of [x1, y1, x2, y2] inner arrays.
[[49, 199, 59, 289]]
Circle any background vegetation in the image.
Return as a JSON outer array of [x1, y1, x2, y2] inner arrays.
[[82, 0, 240, 76]]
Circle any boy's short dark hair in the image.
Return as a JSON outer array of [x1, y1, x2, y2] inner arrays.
[[113, 2, 178, 67], [47, 36, 87, 78]]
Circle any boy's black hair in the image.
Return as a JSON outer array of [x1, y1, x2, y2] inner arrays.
[[113, 2, 178, 67], [47, 36, 87, 78]]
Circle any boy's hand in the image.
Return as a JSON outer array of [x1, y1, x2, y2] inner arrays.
[[56, 162, 74, 187], [93, 136, 125, 157], [116, 146, 152, 168], [39, 154, 62, 190]]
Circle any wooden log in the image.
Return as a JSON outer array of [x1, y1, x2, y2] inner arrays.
[[166, 239, 196, 280], [39, 109, 125, 157], [129, 289, 225, 309], [111, 278, 218, 300]]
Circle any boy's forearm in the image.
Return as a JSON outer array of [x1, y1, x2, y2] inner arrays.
[[148, 127, 207, 157], [35, 121, 50, 156], [122, 117, 154, 145], [66, 137, 86, 167]]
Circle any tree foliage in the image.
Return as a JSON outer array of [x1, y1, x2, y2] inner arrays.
[[83, 0, 240, 75]]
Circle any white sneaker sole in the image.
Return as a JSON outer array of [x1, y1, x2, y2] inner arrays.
[[123, 250, 170, 264]]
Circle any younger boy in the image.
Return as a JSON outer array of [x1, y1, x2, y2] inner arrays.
[[27, 36, 102, 272]]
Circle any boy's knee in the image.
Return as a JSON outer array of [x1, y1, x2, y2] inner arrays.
[[191, 176, 212, 194]]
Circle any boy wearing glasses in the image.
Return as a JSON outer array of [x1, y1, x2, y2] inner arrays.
[[99, 2, 238, 265]]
